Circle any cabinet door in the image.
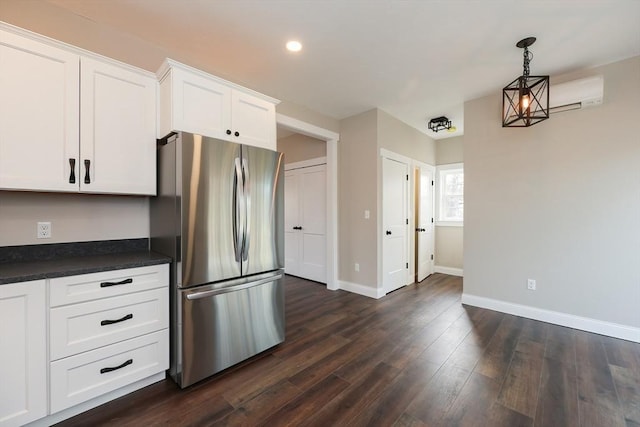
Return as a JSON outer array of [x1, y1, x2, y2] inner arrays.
[[231, 90, 276, 150], [0, 280, 47, 426], [170, 67, 232, 139], [80, 57, 156, 195], [0, 29, 79, 192]]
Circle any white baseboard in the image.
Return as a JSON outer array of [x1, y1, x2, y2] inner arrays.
[[434, 266, 464, 277], [338, 281, 385, 299], [461, 293, 640, 343]]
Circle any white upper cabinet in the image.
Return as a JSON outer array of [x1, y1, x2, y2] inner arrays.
[[0, 28, 80, 192], [80, 58, 156, 195], [231, 90, 277, 149], [158, 59, 278, 150], [0, 24, 157, 195]]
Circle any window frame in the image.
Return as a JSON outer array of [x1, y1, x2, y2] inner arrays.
[[436, 163, 464, 227]]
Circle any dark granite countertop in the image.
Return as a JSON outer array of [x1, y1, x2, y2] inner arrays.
[[0, 239, 171, 285]]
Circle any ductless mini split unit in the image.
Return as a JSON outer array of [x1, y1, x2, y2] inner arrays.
[[549, 75, 604, 113]]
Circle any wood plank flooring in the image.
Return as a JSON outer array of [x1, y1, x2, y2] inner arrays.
[[56, 274, 640, 427]]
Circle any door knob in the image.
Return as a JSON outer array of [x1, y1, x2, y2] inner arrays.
[[386, 230, 392, 235]]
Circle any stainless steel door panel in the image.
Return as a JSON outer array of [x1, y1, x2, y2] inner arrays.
[[180, 273, 285, 387], [180, 133, 241, 287], [241, 145, 284, 276]]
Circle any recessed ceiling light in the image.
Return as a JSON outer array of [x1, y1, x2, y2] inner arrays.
[[286, 40, 302, 52]]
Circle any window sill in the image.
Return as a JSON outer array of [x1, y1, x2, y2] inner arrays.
[[436, 221, 463, 227]]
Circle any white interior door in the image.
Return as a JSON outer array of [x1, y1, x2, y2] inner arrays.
[[284, 171, 300, 276], [300, 165, 327, 282], [284, 163, 327, 283], [383, 157, 408, 294], [417, 166, 435, 282]]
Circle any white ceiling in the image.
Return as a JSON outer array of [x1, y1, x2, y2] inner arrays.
[[47, 0, 640, 139]]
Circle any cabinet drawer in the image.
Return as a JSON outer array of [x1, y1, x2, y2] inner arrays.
[[50, 329, 168, 414], [50, 288, 169, 360], [50, 264, 168, 307]]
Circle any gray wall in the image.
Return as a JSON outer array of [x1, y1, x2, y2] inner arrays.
[[464, 56, 640, 329], [338, 110, 379, 286], [378, 109, 436, 165], [277, 133, 326, 164], [435, 136, 464, 270], [338, 109, 436, 289]]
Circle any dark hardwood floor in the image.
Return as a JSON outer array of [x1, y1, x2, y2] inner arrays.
[[56, 274, 640, 427]]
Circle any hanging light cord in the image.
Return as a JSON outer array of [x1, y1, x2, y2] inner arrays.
[[522, 46, 533, 78]]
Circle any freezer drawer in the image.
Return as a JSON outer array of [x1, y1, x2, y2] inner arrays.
[[179, 272, 284, 387]]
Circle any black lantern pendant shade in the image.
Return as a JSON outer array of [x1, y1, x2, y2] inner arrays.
[[502, 37, 549, 127]]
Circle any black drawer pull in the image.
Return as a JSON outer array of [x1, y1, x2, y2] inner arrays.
[[100, 359, 133, 374], [84, 159, 91, 184], [101, 313, 133, 326], [100, 278, 133, 288], [69, 158, 76, 184]]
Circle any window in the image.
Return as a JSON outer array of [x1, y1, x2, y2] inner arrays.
[[437, 163, 463, 225]]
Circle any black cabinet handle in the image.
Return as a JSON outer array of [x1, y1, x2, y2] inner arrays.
[[69, 158, 76, 184], [100, 278, 133, 288], [100, 313, 133, 326], [226, 129, 232, 135], [84, 159, 91, 184], [234, 131, 240, 137], [386, 230, 392, 235], [293, 226, 303, 230], [100, 359, 133, 374]]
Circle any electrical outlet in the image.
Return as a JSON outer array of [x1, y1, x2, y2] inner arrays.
[[364, 210, 370, 219], [355, 263, 360, 272], [37, 222, 52, 239], [527, 279, 536, 291]]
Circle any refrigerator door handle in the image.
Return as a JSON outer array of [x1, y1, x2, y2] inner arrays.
[[233, 157, 245, 262], [242, 157, 251, 262], [185, 273, 284, 300]]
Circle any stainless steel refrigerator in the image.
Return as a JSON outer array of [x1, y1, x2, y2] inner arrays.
[[150, 132, 285, 388]]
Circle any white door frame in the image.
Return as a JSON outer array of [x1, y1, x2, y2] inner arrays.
[[276, 113, 340, 290]]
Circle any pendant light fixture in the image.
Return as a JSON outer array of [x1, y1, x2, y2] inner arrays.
[[502, 37, 549, 127]]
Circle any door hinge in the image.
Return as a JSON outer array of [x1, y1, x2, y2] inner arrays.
[[406, 262, 409, 269], [431, 180, 434, 186], [431, 218, 434, 223], [406, 218, 408, 225], [431, 254, 434, 261], [406, 174, 409, 181]]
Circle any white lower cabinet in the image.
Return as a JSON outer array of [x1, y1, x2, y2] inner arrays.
[[0, 280, 47, 427], [50, 330, 169, 413], [0, 263, 169, 427], [48, 264, 169, 417]]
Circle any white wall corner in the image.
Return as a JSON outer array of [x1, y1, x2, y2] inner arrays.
[[434, 266, 464, 277], [461, 293, 640, 343], [338, 281, 385, 299]]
